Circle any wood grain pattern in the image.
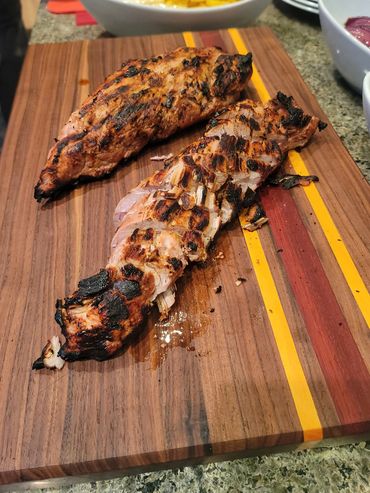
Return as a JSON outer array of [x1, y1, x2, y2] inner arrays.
[[0, 28, 369, 486]]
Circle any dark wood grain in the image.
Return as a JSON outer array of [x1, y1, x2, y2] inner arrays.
[[0, 28, 369, 485]]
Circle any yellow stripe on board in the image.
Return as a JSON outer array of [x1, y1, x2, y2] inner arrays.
[[182, 32, 196, 48], [183, 30, 323, 442], [239, 217, 323, 441], [228, 28, 270, 104], [228, 28, 370, 328]]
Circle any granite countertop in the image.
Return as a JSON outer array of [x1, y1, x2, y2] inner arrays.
[[21, 2, 370, 492]]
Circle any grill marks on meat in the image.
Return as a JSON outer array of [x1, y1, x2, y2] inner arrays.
[[33, 93, 323, 368], [34, 47, 253, 201]]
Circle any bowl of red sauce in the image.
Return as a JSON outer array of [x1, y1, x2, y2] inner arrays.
[[345, 17, 370, 50], [319, 0, 370, 93]]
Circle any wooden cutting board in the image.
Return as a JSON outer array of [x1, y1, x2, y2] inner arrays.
[[0, 27, 369, 487]]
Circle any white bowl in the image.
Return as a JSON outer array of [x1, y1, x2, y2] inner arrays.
[[363, 72, 370, 133], [81, 0, 271, 37], [318, 0, 370, 93]]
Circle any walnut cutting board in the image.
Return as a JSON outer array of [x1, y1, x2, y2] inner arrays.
[[0, 27, 369, 486]]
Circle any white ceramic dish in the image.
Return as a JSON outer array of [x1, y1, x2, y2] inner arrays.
[[363, 72, 370, 133], [318, 0, 370, 93], [81, 0, 270, 37]]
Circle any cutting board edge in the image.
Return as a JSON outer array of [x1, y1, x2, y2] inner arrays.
[[3, 431, 370, 487]]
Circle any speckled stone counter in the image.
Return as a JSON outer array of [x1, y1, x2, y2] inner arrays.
[[10, 442, 369, 493], [21, 2, 370, 492]]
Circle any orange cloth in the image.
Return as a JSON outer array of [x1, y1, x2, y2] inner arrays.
[[47, 1, 86, 14]]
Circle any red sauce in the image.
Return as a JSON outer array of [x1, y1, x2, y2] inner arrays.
[[345, 17, 370, 49]]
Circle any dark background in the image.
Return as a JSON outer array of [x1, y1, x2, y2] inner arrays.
[[0, 0, 28, 146]]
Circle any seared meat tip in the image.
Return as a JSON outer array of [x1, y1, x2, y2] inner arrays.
[[33, 92, 325, 367], [34, 47, 253, 201]]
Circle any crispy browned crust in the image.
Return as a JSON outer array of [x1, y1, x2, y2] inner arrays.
[[33, 93, 324, 367], [34, 47, 253, 201]]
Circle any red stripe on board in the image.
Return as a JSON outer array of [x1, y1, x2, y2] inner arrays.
[[199, 31, 226, 50], [261, 186, 370, 432]]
